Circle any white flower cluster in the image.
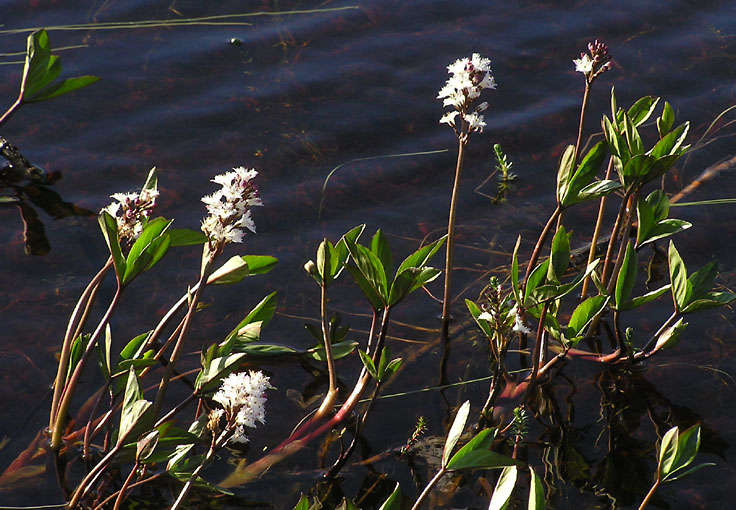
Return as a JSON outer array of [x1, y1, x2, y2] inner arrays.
[[102, 188, 159, 241], [438, 53, 496, 134], [209, 370, 271, 444], [201, 166, 262, 247]]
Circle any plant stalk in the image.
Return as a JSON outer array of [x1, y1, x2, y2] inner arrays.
[[441, 136, 468, 337]]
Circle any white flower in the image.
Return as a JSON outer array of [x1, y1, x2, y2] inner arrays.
[[440, 111, 460, 127], [573, 54, 594, 74], [465, 112, 486, 133], [438, 53, 495, 132], [102, 188, 158, 241], [509, 305, 532, 335], [201, 166, 261, 247], [211, 370, 272, 445]]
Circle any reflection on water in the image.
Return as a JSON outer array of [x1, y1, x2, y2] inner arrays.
[[1, 0, 736, 508]]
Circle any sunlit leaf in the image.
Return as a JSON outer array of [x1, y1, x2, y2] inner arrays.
[[528, 466, 546, 510], [208, 255, 278, 285], [488, 465, 517, 510], [614, 242, 637, 308], [443, 400, 470, 468], [657, 101, 675, 137], [99, 211, 126, 281], [654, 318, 687, 351], [627, 96, 659, 127], [658, 426, 680, 477], [293, 494, 309, 510], [358, 349, 378, 380], [371, 229, 393, 278], [566, 295, 609, 341], [194, 353, 246, 390], [668, 241, 688, 312], [547, 226, 570, 284], [378, 482, 402, 510], [620, 284, 670, 311], [222, 292, 277, 345]]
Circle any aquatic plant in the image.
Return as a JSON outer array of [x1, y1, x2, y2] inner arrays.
[[2, 31, 732, 510]]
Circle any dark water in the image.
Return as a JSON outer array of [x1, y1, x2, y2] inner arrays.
[[2, 0, 736, 508]]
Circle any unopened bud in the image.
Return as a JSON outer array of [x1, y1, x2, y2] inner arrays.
[[304, 260, 317, 275]]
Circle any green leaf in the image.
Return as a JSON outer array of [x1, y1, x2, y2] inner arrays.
[[561, 141, 607, 208], [639, 219, 692, 247], [446, 428, 506, 471], [208, 255, 278, 285], [623, 112, 644, 155], [555, 145, 576, 205], [389, 267, 442, 306], [99, 211, 126, 281], [358, 349, 378, 380], [681, 291, 736, 314], [235, 344, 297, 357], [528, 466, 546, 510], [547, 226, 571, 284], [615, 242, 637, 308], [572, 179, 621, 204], [395, 235, 447, 275], [345, 238, 389, 306], [668, 241, 688, 312], [446, 450, 518, 471], [686, 260, 718, 303], [650, 122, 689, 159], [168, 228, 208, 246], [336, 497, 359, 510], [602, 115, 626, 161], [97, 325, 112, 382], [658, 426, 680, 478], [117, 331, 153, 365], [670, 424, 701, 474], [222, 292, 277, 345], [466, 299, 494, 339], [378, 482, 402, 510], [293, 494, 309, 510], [524, 259, 550, 303], [118, 368, 151, 445], [123, 218, 173, 285], [566, 295, 609, 341], [316, 239, 331, 285], [67, 333, 90, 381], [442, 400, 470, 468], [26, 75, 100, 102], [307, 340, 358, 361], [22, 30, 98, 102], [194, 353, 246, 390], [527, 260, 599, 307], [370, 229, 393, 278], [663, 462, 715, 482], [333, 224, 365, 280], [654, 318, 688, 351], [620, 284, 670, 311], [657, 101, 675, 138], [628, 96, 660, 127], [511, 235, 522, 304], [489, 465, 517, 510], [346, 265, 386, 311]]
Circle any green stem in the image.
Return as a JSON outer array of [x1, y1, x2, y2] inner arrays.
[[601, 192, 631, 287], [522, 205, 562, 296], [410, 466, 447, 510], [441, 136, 468, 337], [171, 430, 226, 510], [522, 304, 548, 404], [51, 283, 122, 451], [638, 479, 660, 510], [50, 257, 112, 429], [315, 277, 338, 420], [152, 253, 216, 419], [580, 158, 614, 299]]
